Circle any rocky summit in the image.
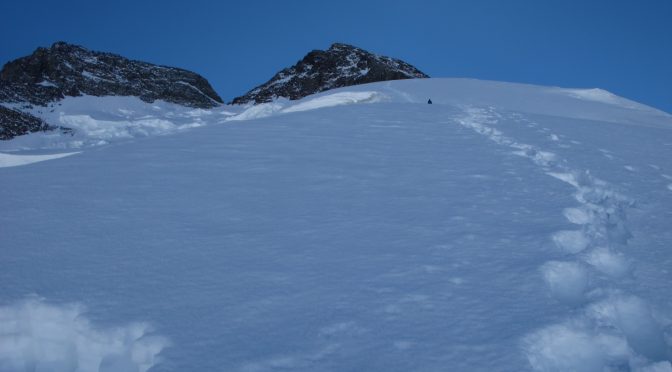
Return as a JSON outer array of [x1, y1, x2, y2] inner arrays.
[[0, 41, 223, 139], [231, 43, 428, 104]]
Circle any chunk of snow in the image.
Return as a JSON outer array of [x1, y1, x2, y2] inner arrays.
[[36, 80, 58, 88], [584, 247, 631, 278], [0, 298, 168, 372], [541, 261, 589, 304], [552, 230, 590, 254], [587, 295, 668, 361], [562, 207, 592, 225], [523, 323, 630, 372]]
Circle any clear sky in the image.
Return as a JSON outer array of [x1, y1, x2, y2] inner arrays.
[[1, 0, 670, 112]]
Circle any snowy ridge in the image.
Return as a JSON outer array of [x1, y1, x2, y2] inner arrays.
[[455, 107, 671, 371]]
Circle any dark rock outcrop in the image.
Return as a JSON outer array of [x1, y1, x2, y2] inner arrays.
[[0, 41, 223, 140], [0, 41, 223, 108], [0, 106, 54, 140], [232, 43, 428, 105]]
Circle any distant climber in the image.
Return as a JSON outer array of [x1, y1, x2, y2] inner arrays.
[[427, 99, 433, 104]]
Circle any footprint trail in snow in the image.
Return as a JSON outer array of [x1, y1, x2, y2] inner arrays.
[[453, 106, 672, 371]]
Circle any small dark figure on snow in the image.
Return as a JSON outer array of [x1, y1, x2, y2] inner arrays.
[[427, 99, 433, 104]]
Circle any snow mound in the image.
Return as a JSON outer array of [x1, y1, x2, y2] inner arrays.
[[226, 101, 285, 121], [282, 91, 385, 113], [227, 91, 384, 121], [0, 298, 168, 372], [0, 151, 79, 168], [561, 88, 636, 107]]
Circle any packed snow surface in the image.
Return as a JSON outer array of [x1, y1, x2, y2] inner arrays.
[[1, 78, 672, 371]]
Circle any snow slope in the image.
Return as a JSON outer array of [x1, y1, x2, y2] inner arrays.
[[1, 78, 672, 371]]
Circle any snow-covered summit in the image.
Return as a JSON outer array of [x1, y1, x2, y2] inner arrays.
[[231, 43, 428, 104]]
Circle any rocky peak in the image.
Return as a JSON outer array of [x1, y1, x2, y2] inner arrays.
[[0, 41, 224, 140], [0, 41, 223, 108], [231, 43, 428, 104]]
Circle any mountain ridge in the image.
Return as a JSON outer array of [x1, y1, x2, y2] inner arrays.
[[0, 41, 223, 108], [231, 43, 428, 104], [0, 41, 223, 139], [0, 41, 429, 140]]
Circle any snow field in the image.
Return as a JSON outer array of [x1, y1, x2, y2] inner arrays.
[[1, 78, 671, 371]]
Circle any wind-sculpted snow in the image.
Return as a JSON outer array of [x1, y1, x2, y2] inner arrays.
[[0, 298, 168, 372]]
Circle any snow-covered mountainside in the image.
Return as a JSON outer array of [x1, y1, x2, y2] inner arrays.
[[0, 42, 222, 139], [231, 43, 428, 104], [2, 78, 672, 372]]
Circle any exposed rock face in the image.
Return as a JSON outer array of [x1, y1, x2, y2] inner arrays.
[[0, 42, 223, 107], [0, 106, 54, 140], [0, 41, 223, 139], [231, 43, 429, 105]]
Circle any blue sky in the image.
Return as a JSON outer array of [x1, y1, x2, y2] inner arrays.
[[1, 0, 670, 112]]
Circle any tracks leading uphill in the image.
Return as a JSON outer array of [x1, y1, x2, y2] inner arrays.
[[454, 106, 671, 371]]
